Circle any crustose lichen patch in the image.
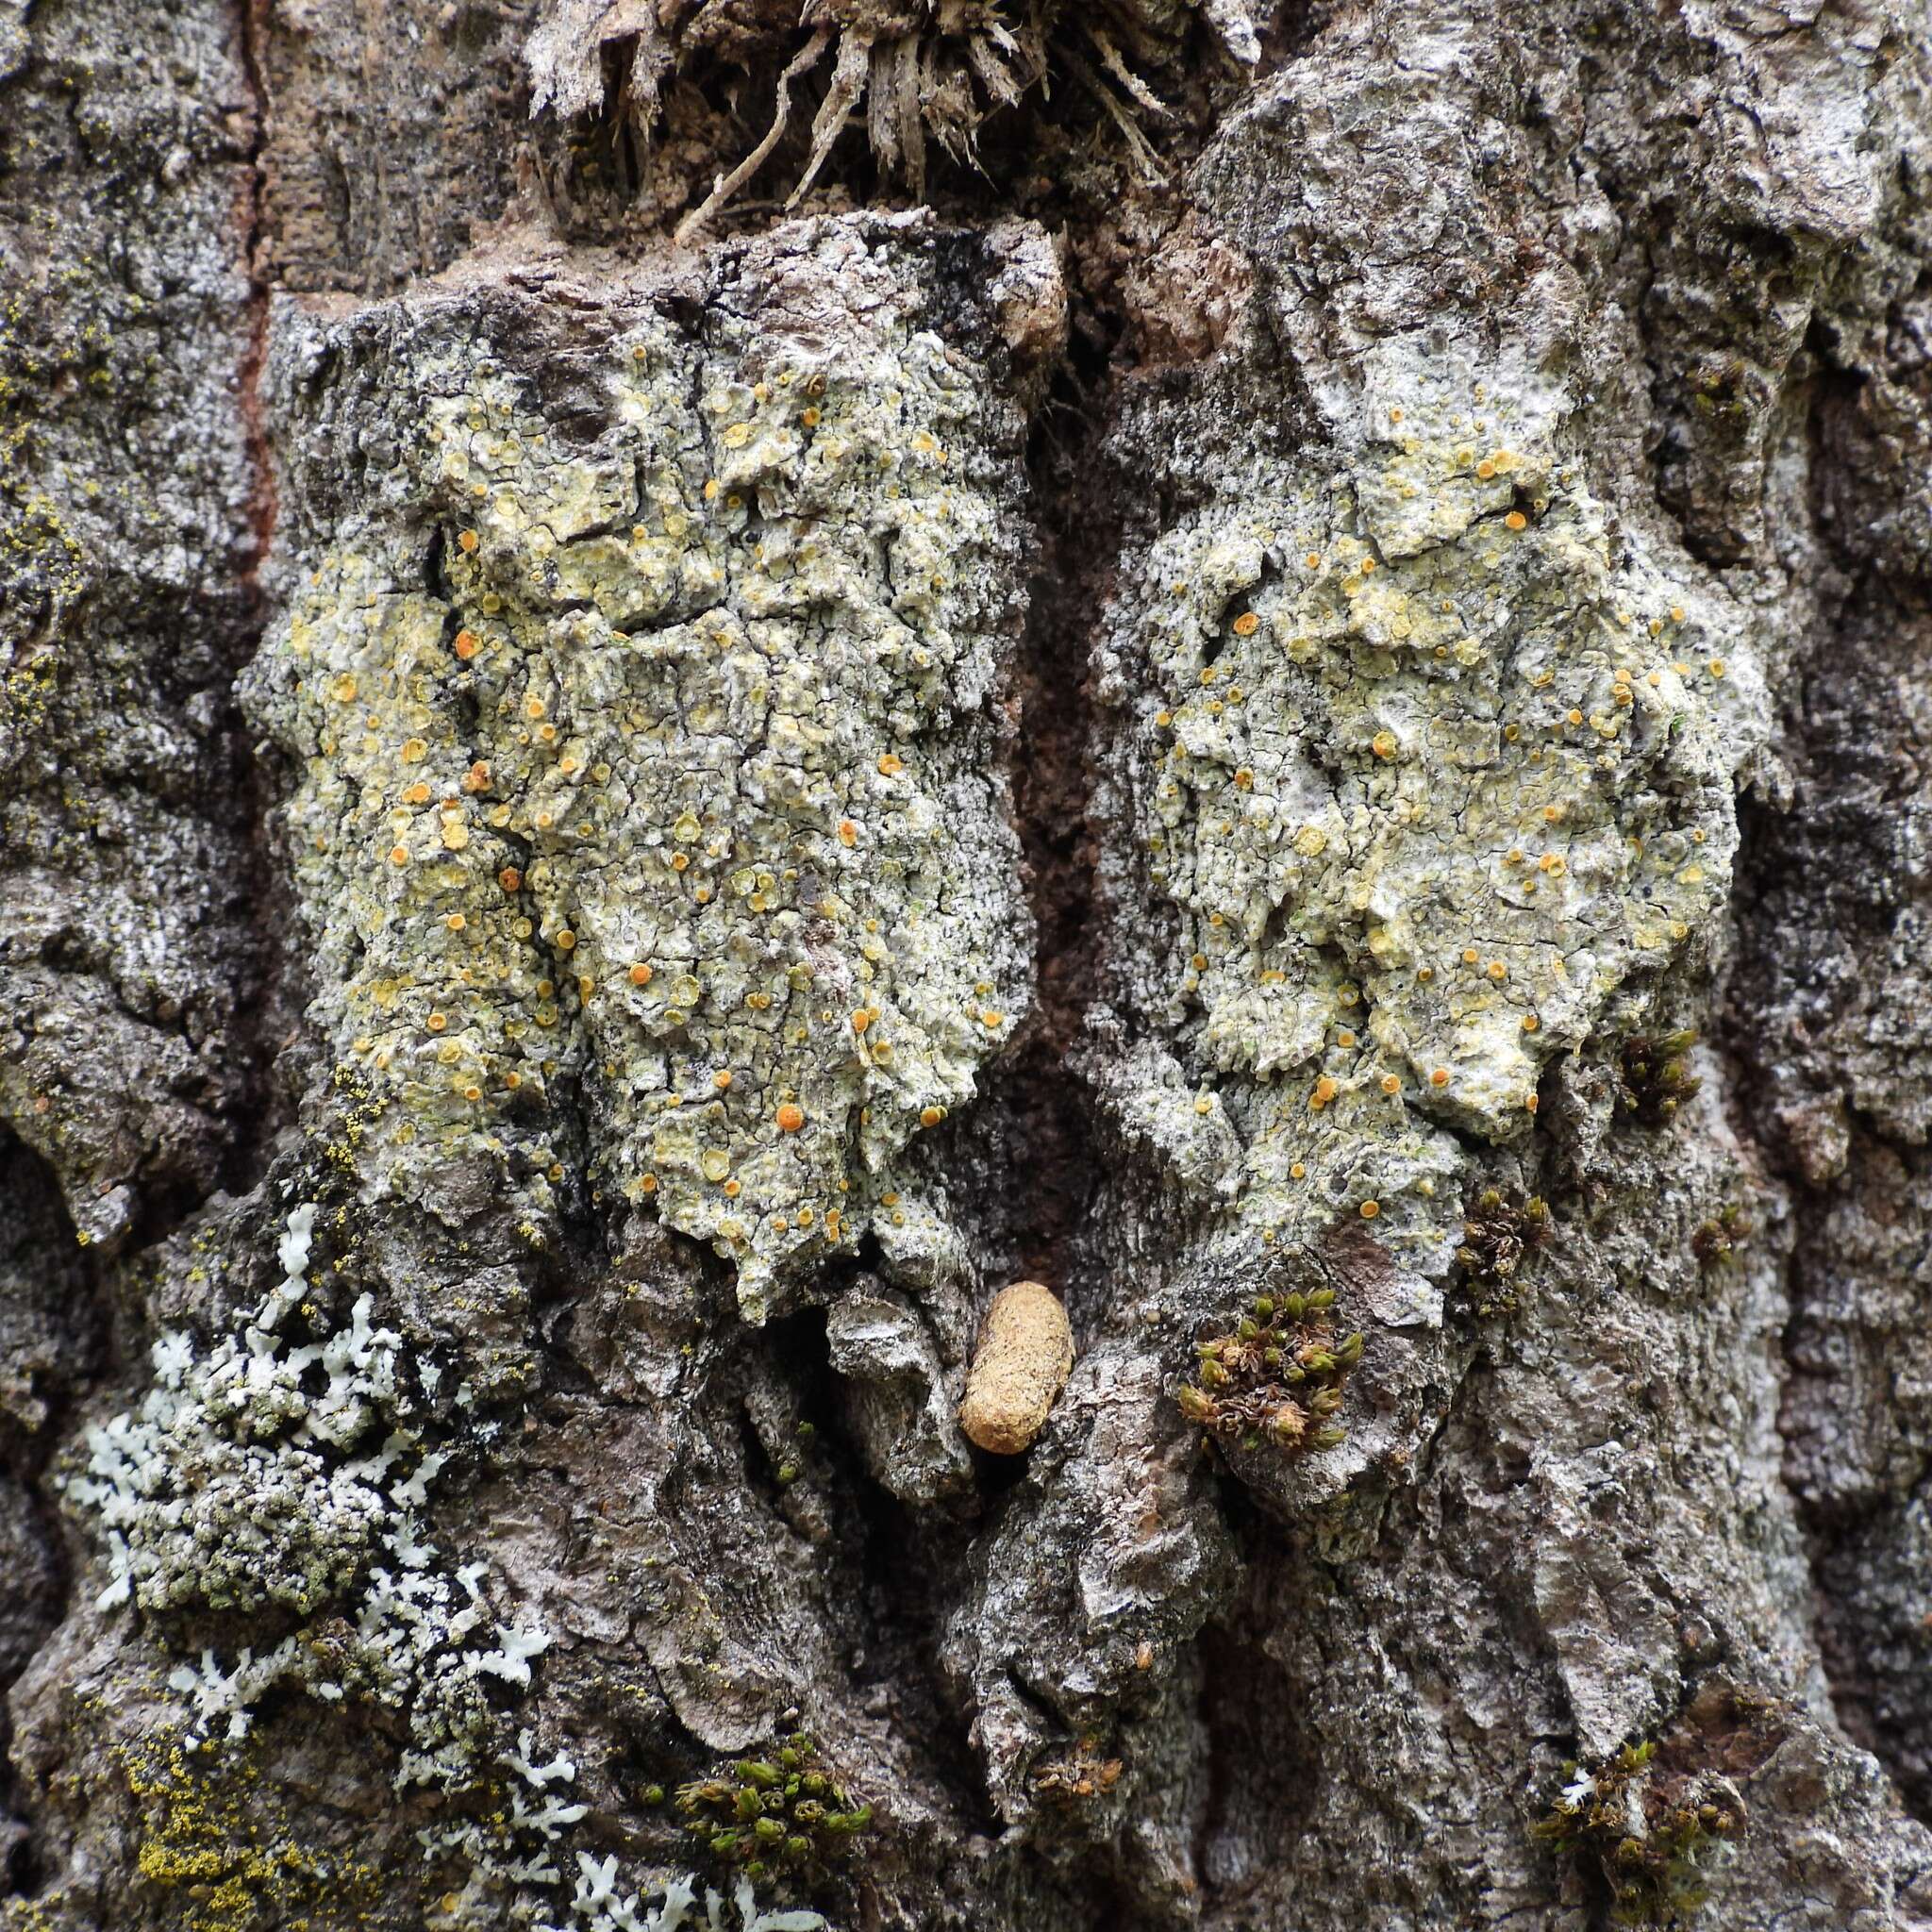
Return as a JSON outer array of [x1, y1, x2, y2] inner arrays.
[[251, 223, 1044, 1318]]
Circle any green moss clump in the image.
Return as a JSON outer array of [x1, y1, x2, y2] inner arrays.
[[1535, 1737, 1744, 1926], [1617, 1029, 1701, 1128], [1690, 1200, 1749, 1268], [1457, 1186, 1551, 1317], [1177, 1289, 1359, 1454], [676, 1729, 872, 1884]]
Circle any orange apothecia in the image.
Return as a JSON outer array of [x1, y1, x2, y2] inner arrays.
[[877, 754, 904, 776], [714, 1071, 733, 1091], [1232, 611, 1260, 637], [454, 629, 479, 659], [499, 867, 522, 892], [458, 529, 478, 553], [630, 964, 653, 986], [776, 1103, 806, 1133]]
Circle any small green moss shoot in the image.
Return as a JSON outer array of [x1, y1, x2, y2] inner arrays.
[[1617, 1029, 1702, 1129], [1457, 1186, 1551, 1318], [1690, 1200, 1750, 1268], [1535, 1737, 1743, 1927]]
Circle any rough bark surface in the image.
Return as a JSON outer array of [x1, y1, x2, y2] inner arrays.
[[8, 2, 1932, 1929]]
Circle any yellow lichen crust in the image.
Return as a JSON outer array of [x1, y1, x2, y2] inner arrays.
[[251, 222, 1039, 1316], [1104, 351, 1762, 1222], [119, 1734, 382, 1932]]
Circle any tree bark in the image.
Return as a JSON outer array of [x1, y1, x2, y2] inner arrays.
[[8, 2, 1932, 1928]]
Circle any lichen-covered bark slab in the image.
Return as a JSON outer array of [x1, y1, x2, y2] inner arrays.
[[247, 219, 1049, 1316], [1108, 394, 1753, 1141]]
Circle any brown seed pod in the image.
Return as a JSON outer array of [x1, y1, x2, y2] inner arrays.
[[959, 1280, 1074, 1455]]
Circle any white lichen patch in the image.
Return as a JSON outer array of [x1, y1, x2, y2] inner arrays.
[[541, 1862, 826, 1932], [252, 226, 1038, 1317], [1102, 362, 1763, 1171], [69, 1205, 414, 1615], [66, 1210, 547, 1763], [62, 1202, 674, 1915]]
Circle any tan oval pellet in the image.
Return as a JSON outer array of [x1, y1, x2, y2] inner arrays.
[[959, 1281, 1074, 1455]]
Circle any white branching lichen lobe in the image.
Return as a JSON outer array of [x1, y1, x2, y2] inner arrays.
[[251, 227, 1040, 1318], [1100, 346, 1764, 1248]]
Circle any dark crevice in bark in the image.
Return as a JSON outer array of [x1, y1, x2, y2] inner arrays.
[[202, 0, 296, 1213], [0, 1130, 111, 1897], [1255, 0, 1335, 74], [755, 1305, 1004, 1840], [1721, 331, 1932, 1823], [1190, 1581, 1319, 1921], [997, 339, 1114, 1296], [841, 1490, 1003, 1840]]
